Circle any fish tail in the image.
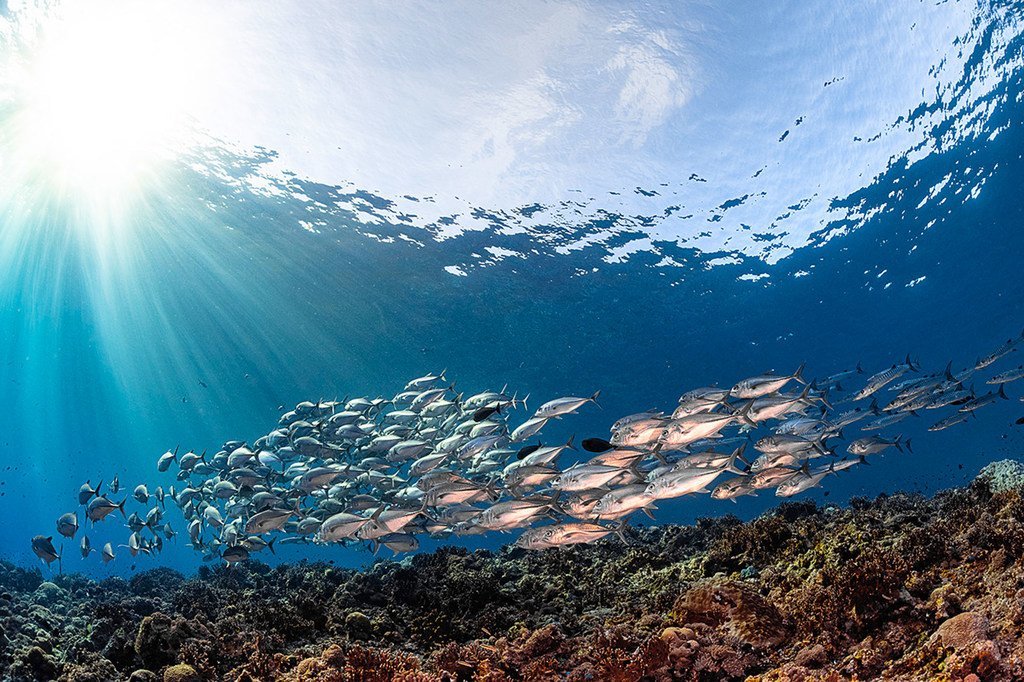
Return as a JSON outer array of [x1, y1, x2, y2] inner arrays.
[[999, 384, 1009, 400], [799, 383, 813, 401], [944, 361, 954, 381], [733, 442, 750, 467], [817, 387, 834, 411], [856, 361, 864, 374], [613, 519, 631, 545], [736, 400, 758, 427], [590, 390, 602, 408], [727, 444, 749, 474], [485, 478, 502, 501], [267, 537, 276, 555], [793, 362, 807, 384]]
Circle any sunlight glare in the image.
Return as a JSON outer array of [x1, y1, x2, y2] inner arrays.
[[18, 1, 206, 191]]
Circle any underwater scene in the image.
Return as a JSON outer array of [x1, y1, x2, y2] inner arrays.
[[3, 0, 1024, 680]]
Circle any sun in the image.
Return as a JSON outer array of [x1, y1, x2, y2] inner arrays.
[[10, 0, 207, 192]]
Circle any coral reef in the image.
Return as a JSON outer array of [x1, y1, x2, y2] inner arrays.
[[4, 463, 1024, 680]]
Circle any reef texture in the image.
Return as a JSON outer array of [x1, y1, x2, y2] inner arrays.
[[5, 462, 1024, 681]]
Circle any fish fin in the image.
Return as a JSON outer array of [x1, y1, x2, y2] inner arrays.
[[834, 381, 843, 393], [613, 519, 631, 545], [726, 444, 748, 475], [642, 508, 656, 520], [118, 499, 126, 518], [566, 435, 576, 451], [904, 438, 913, 454], [736, 400, 758, 427], [733, 442, 750, 467], [869, 398, 881, 415], [793, 362, 807, 384], [1000, 384, 1009, 400], [590, 390, 602, 408], [816, 387, 834, 411], [944, 361, 954, 381], [893, 434, 904, 452], [267, 537, 276, 555]]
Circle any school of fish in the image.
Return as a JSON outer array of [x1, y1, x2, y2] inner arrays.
[[31, 331, 1024, 569]]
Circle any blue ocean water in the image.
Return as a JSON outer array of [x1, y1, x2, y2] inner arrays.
[[1, 0, 1023, 576]]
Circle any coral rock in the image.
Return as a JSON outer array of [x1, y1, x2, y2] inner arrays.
[[344, 610, 373, 639], [163, 663, 200, 682], [128, 671, 159, 682], [673, 578, 788, 648], [928, 612, 990, 651], [977, 459, 1024, 494], [794, 643, 827, 668]]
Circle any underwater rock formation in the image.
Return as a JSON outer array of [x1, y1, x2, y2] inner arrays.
[[5, 461, 1024, 680]]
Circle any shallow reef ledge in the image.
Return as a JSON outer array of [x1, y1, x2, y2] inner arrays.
[[5, 462, 1024, 681]]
